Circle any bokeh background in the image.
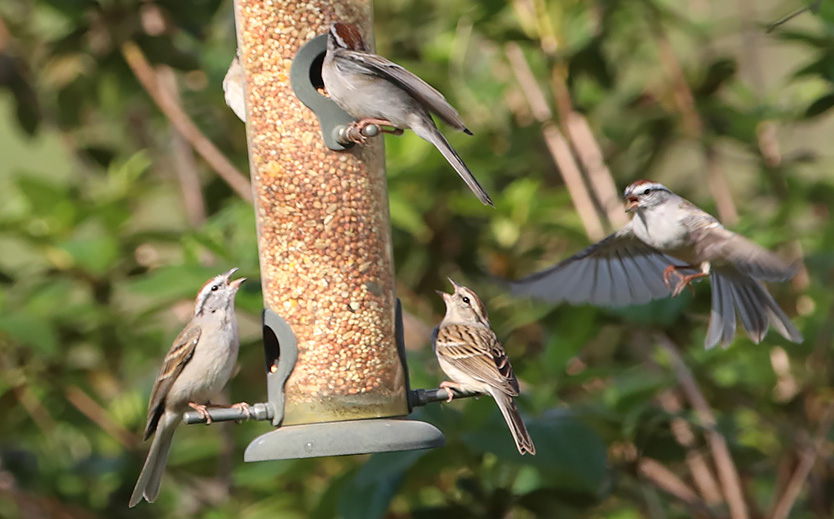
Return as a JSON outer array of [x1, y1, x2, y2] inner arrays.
[[1, 0, 833, 517]]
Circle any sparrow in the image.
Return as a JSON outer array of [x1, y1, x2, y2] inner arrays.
[[433, 279, 535, 455], [321, 22, 494, 206], [510, 180, 803, 349], [129, 268, 246, 507]]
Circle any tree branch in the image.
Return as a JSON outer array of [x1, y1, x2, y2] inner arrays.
[[120, 41, 253, 202], [770, 402, 834, 519], [656, 333, 749, 519]]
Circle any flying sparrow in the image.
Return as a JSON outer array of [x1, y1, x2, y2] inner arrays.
[[321, 22, 494, 207], [434, 279, 535, 455], [129, 268, 246, 507], [510, 180, 803, 349]]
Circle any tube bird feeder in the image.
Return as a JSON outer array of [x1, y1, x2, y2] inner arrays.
[[197, 0, 452, 459]]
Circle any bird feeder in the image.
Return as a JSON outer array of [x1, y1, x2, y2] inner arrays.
[[181, 0, 472, 460]]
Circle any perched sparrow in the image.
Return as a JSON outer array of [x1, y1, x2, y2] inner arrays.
[[223, 53, 246, 122], [129, 268, 246, 507], [510, 180, 803, 349], [433, 279, 535, 455], [321, 22, 494, 207]]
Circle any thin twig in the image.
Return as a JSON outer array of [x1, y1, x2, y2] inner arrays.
[[65, 386, 139, 449], [504, 42, 605, 240], [649, 13, 738, 225], [770, 402, 834, 519], [659, 391, 724, 504], [766, 0, 822, 33], [156, 67, 208, 226], [120, 41, 253, 202], [655, 333, 749, 519], [639, 457, 714, 515], [704, 145, 739, 226], [564, 112, 629, 229]]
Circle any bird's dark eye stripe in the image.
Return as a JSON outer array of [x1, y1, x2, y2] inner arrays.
[[642, 188, 652, 195]]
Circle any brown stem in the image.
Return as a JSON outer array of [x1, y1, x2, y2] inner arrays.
[[639, 457, 714, 515], [649, 13, 738, 225], [155, 66, 208, 227], [770, 402, 834, 519], [659, 391, 724, 504], [656, 333, 749, 519], [504, 42, 605, 241], [65, 386, 139, 449], [120, 41, 253, 202]]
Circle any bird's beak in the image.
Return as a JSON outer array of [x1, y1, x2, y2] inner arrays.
[[447, 278, 462, 292], [624, 195, 640, 213], [435, 289, 451, 302], [222, 267, 246, 289]]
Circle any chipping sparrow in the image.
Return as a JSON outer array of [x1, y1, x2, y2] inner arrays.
[[510, 180, 803, 349], [434, 279, 535, 455], [321, 22, 494, 207], [129, 268, 246, 507]]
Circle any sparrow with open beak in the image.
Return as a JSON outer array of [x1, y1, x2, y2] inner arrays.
[[130, 268, 247, 507], [433, 279, 535, 455], [510, 180, 803, 349]]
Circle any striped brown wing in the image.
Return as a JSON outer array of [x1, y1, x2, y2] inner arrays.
[[144, 325, 201, 440], [435, 323, 518, 396]]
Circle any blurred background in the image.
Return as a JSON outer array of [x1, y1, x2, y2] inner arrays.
[[0, 0, 833, 517]]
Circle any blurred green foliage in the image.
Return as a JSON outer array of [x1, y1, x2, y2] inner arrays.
[[0, 0, 833, 518]]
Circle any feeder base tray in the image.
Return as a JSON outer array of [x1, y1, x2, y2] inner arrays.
[[244, 418, 445, 461]]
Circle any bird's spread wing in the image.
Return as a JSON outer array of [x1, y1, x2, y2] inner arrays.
[[687, 222, 798, 282], [336, 49, 467, 130], [510, 224, 696, 306], [435, 324, 518, 396], [144, 325, 202, 440]]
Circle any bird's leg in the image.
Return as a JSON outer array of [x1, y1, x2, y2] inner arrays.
[[355, 118, 403, 135], [188, 402, 213, 424], [663, 264, 700, 292], [439, 381, 462, 402], [672, 272, 709, 297]]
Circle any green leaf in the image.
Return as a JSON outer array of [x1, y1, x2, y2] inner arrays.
[[0, 312, 59, 354], [337, 450, 427, 519], [58, 236, 120, 275], [465, 409, 607, 497], [804, 92, 834, 118]]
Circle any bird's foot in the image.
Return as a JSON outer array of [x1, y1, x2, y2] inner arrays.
[[344, 118, 403, 144], [439, 381, 462, 402], [672, 272, 708, 297], [230, 402, 252, 422], [188, 402, 212, 424]]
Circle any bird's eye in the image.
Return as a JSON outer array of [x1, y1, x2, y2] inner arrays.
[[211, 285, 219, 291], [462, 296, 470, 304], [642, 188, 652, 195]]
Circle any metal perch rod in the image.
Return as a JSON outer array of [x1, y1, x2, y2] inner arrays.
[[183, 388, 479, 425]]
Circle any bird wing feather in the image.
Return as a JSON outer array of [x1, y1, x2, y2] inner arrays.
[[335, 49, 467, 130], [435, 324, 519, 396], [510, 223, 695, 306], [144, 325, 202, 440]]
